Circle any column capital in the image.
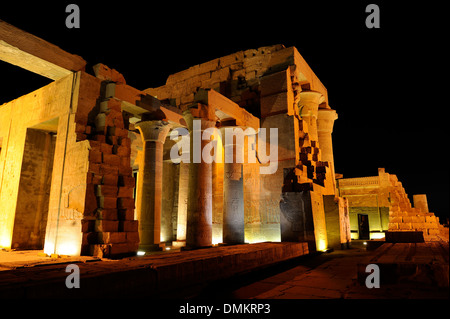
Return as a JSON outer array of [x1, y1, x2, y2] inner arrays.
[[317, 109, 338, 133], [135, 120, 171, 143], [219, 125, 256, 141], [298, 91, 325, 119], [183, 109, 216, 132]]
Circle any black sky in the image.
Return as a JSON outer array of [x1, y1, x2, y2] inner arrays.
[[1, 1, 448, 220]]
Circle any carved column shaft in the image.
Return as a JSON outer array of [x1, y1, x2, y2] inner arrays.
[[299, 91, 325, 142], [220, 126, 246, 244], [135, 120, 170, 251], [184, 111, 215, 248], [317, 108, 338, 182]]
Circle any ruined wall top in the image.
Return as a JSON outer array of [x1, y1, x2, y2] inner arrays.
[[144, 45, 329, 112]]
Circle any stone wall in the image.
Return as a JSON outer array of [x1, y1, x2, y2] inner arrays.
[[0, 74, 80, 253], [76, 72, 139, 258], [338, 168, 448, 242], [144, 45, 343, 251]]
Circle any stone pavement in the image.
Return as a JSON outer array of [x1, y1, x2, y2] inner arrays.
[[0, 242, 308, 298], [1, 241, 448, 299], [198, 241, 449, 299], [0, 249, 99, 271]]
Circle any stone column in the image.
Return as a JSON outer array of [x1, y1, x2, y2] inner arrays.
[[172, 161, 189, 248], [220, 126, 246, 244], [317, 108, 338, 182], [183, 110, 215, 249], [135, 120, 170, 251], [298, 91, 325, 141]]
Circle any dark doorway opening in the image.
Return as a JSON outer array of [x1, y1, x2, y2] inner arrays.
[[11, 125, 57, 250], [358, 214, 370, 240]]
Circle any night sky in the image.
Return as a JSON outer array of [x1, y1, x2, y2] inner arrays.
[[1, 1, 447, 220]]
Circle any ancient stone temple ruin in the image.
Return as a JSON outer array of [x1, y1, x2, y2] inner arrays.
[[337, 168, 448, 241], [0, 21, 446, 260]]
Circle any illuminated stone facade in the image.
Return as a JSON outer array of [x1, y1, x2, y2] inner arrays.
[[0, 20, 352, 257], [337, 168, 448, 241]]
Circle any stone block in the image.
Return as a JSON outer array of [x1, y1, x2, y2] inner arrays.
[[95, 208, 118, 220], [117, 197, 134, 209], [119, 165, 132, 175], [126, 231, 140, 243], [412, 216, 426, 223], [83, 189, 98, 217], [260, 92, 290, 117], [119, 220, 139, 232], [261, 113, 296, 161], [102, 174, 119, 186], [119, 175, 135, 188], [210, 67, 230, 83], [99, 164, 119, 176], [119, 156, 131, 168], [260, 70, 291, 97], [390, 217, 402, 223], [109, 242, 139, 257], [98, 196, 117, 209], [426, 215, 437, 223], [81, 219, 95, 232], [90, 244, 110, 258], [426, 222, 438, 229], [116, 145, 131, 157], [95, 185, 118, 197], [92, 174, 103, 185], [119, 137, 132, 148], [100, 143, 113, 154], [103, 153, 120, 166], [428, 229, 440, 236], [118, 208, 135, 221], [89, 150, 102, 164], [106, 135, 118, 145], [388, 223, 399, 230], [402, 216, 413, 223], [107, 126, 128, 138], [93, 63, 126, 84], [399, 222, 412, 230], [82, 232, 97, 245], [118, 187, 134, 198], [88, 163, 101, 175], [75, 123, 85, 134], [411, 222, 427, 230], [97, 232, 127, 244], [95, 220, 119, 232], [95, 134, 106, 143]]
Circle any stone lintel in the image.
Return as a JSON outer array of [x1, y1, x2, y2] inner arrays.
[[194, 89, 260, 130], [0, 19, 86, 80], [113, 84, 185, 127]]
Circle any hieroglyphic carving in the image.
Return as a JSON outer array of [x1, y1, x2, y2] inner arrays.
[[259, 198, 281, 224], [61, 208, 83, 221], [244, 199, 260, 224]]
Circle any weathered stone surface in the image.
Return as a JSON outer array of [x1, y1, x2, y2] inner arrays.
[[0, 242, 308, 298]]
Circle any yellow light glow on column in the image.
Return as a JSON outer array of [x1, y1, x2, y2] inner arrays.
[[43, 241, 55, 256], [212, 234, 222, 245], [317, 239, 328, 252], [57, 242, 80, 256], [0, 234, 12, 250], [43, 226, 82, 256]]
